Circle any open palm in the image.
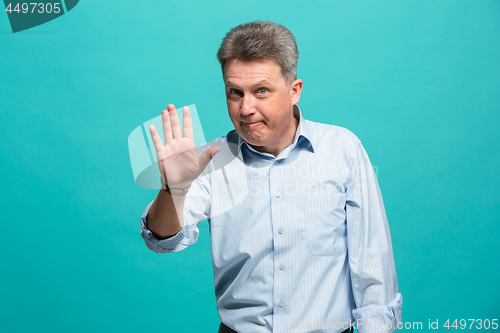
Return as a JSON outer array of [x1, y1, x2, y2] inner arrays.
[[149, 104, 220, 189]]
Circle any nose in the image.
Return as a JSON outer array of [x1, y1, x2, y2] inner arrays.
[[240, 94, 255, 116]]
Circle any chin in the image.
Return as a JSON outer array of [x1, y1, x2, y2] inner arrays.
[[242, 132, 266, 145], [235, 127, 260, 144], [243, 137, 263, 147]]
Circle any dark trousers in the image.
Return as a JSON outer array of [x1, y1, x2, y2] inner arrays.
[[218, 322, 354, 333]]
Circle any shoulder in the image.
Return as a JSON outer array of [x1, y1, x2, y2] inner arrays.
[[201, 130, 240, 169], [206, 129, 237, 145], [305, 119, 361, 154]]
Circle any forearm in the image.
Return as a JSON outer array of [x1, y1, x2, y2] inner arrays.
[[146, 189, 187, 239]]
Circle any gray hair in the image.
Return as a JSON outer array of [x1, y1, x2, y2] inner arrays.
[[216, 20, 299, 85]]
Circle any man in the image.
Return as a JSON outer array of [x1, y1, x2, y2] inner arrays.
[[141, 21, 402, 333]]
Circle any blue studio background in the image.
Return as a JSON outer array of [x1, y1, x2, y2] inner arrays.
[[1, 0, 499, 332]]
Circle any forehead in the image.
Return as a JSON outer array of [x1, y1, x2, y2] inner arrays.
[[224, 59, 285, 86]]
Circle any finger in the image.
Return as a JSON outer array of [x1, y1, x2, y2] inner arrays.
[[167, 104, 176, 111], [182, 106, 193, 139], [199, 146, 220, 169], [161, 110, 172, 143], [169, 106, 182, 139], [149, 125, 164, 152]]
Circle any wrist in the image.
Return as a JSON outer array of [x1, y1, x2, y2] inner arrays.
[[163, 184, 191, 196], [167, 182, 192, 190], [160, 176, 191, 191], [160, 179, 191, 196]]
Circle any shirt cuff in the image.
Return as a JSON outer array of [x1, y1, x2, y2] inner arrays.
[[352, 293, 403, 333], [139, 200, 188, 253]]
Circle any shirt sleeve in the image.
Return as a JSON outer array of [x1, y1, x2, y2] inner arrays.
[[345, 142, 403, 333], [140, 174, 212, 254]]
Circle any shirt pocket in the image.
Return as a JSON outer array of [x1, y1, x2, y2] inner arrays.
[[305, 192, 347, 256]]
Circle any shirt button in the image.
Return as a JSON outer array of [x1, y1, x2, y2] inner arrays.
[[279, 264, 284, 270], [274, 160, 278, 165], [278, 228, 284, 234], [278, 301, 284, 307], [275, 192, 281, 198]]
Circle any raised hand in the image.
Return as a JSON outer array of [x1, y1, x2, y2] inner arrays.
[[149, 104, 220, 189]]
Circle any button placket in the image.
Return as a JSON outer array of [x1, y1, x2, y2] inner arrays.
[[270, 157, 286, 317]]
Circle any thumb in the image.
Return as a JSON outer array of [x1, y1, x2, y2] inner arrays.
[[199, 145, 220, 168]]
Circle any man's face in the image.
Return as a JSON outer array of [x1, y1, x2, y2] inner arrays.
[[224, 58, 302, 156]]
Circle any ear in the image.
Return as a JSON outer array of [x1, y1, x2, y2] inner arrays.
[[290, 79, 303, 105]]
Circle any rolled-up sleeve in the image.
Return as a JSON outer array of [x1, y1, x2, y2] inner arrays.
[[346, 142, 403, 333], [140, 175, 212, 254]]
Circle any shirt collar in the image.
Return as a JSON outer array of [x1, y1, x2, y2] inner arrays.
[[236, 104, 315, 162]]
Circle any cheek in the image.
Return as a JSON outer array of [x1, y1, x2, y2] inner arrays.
[[227, 102, 240, 122], [264, 99, 287, 124]]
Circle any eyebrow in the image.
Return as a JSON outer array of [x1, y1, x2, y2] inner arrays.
[[225, 80, 271, 89]]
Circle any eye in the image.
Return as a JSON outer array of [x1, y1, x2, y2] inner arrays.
[[229, 88, 241, 95], [257, 88, 268, 95]]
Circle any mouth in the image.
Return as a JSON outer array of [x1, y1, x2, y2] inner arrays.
[[241, 121, 263, 127]]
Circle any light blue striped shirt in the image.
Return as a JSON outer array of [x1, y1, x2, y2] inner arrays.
[[140, 105, 402, 333]]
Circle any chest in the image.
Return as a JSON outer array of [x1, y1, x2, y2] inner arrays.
[[208, 151, 349, 257]]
